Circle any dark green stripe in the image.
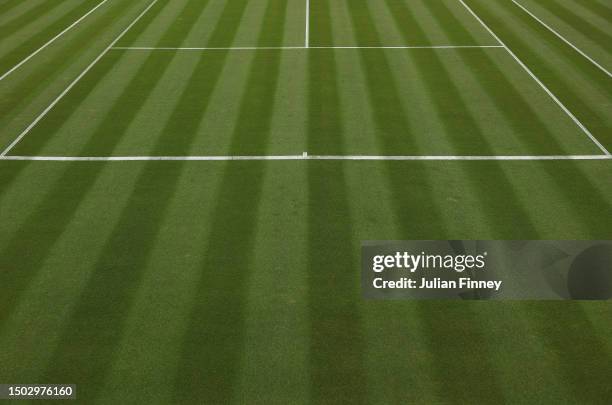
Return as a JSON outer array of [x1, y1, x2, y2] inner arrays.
[[172, 158, 266, 403], [172, 0, 285, 401], [503, 0, 612, 96], [306, 1, 367, 403], [526, 302, 612, 403], [0, 0, 142, 125], [206, 0, 250, 48], [425, 0, 612, 235], [424, 0, 569, 152], [38, 161, 184, 401], [464, 0, 612, 235], [0, 1, 166, 329], [384, 1, 539, 235], [0, 1, 105, 76], [79, 0, 214, 155], [347, 1, 448, 240], [227, 0, 287, 154], [345, 1, 420, 154], [0, 0, 67, 40], [537, 0, 612, 49], [469, 0, 611, 150], [150, 0, 251, 155], [423, 3, 612, 400], [383, 0, 429, 44], [374, 2, 530, 401], [11, 0, 208, 156], [0, 0, 25, 16], [39, 1, 236, 398], [307, 2, 343, 152], [573, 0, 612, 22]]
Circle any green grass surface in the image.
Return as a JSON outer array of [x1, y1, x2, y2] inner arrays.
[[0, 0, 611, 403]]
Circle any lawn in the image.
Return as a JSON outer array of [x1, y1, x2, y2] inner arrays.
[[0, 0, 610, 403]]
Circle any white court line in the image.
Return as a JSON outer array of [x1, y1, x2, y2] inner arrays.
[[111, 45, 504, 50], [511, 0, 611, 79], [0, 0, 110, 82], [305, 0, 310, 48], [1, 155, 610, 162], [0, 0, 160, 157], [458, 0, 611, 157]]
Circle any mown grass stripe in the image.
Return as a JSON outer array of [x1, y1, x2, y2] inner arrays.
[[424, 1, 586, 154], [469, 0, 611, 150], [226, 1, 287, 154], [0, 0, 71, 51], [0, 164, 155, 384], [113, 0, 172, 46], [343, 1, 424, 154], [462, 0, 610, 158], [572, 0, 612, 22], [0, 164, 110, 330], [427, 1, 612, 235], [445, 4, 612, 398], [307, 160, 368, 404], [464, 0, 612, 233], [385, 1, 541, 233], [78, 0, 214, 156], [347, 5, 490, 394], [524, 302, 612, 403], [537, 0, 612, 50], [37, 2, 236, 398], [172, 158, 266, 402], [9, 0, 209, 157], [148, 2, 250, 156], [499, 0, 612, 92], [0, 0, 146, 128], [510, 0, 611, 79], [0, 0, 27, 17], [172, 158, 267, 403], [233, 167, 310, 402], [38, 161, 185, 401], [306, 1, 367, 403], [383, 0, 429, 44], [0, 0, 109, 81], [92, 166, 225, 404], [0, 0, 165, 330], [532, 161, 612, 254], [374, 2, 538, 401], [204, 0, 250, 48], [28, 0, 255, 398], [171, 1, 281, 401], [307, 43, 343, 148], [0, 0, 66, 40], [307, 0, 337, 47], [0, 0, 43, 21], [421, 0, 476, 45]]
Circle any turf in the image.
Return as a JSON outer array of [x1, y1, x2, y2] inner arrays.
[[0, 0, 611, 403]]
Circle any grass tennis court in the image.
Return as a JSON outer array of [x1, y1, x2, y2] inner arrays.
[[0, 0, 611, 403]]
